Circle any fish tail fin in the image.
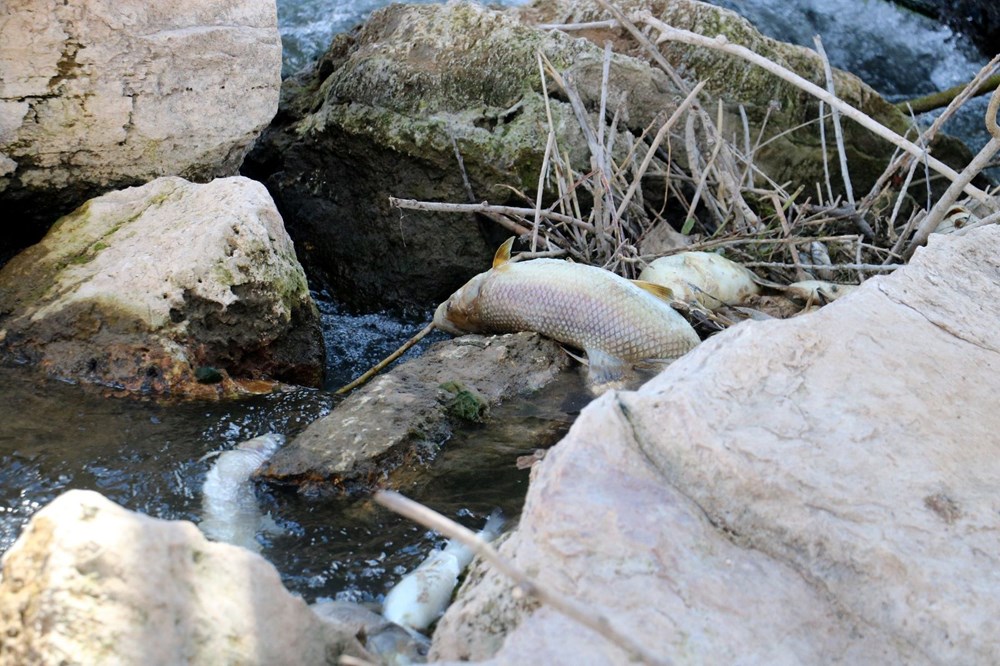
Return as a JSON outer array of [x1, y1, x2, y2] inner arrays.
[[442, 509, 505, 567], [585, 347, 629, 385], [478, 509, 505, 542]]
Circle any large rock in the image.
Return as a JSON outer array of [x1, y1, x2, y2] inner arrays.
[[514, 0, 972, 197], [245, 1, 596, 308], [260, 332, 570, 495], [0, 489, 369, 665], [245, 0, 969, 310], [0, 176, 324, 397], [432, 225, 1000, 663], [0, 0, 282, 259]]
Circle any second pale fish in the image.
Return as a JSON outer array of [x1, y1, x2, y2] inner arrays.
[[639, 251, 760, 310]]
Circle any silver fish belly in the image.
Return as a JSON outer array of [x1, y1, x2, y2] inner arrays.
[[382, 510, 504, 633]]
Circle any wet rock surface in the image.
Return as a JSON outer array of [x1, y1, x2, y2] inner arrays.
[[0, 176, 324, 397], [0, 0, 282, 258], [0, 489, 369, 666], [259, 332, 571, 496], [432, 226, 1000, 663]]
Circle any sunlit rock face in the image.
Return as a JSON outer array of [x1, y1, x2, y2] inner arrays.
[[0, 0, 282, 258], [0, 176, 324, 397], [0, 489, 368, 665], [433, 226, 1000, 663]]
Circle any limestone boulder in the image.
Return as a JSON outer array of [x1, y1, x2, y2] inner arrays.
[[432, 226, 1000, 663], [245, 1, 597, 308], [260, 332, 570, 496], [0, 0, 282, 257], [0, 176, 324, 397], [246, 0, 970, 310], [0, 489, 369, 666]]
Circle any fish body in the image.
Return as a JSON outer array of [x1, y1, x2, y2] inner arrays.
[[200, 432, 285, 552], [639, 251, 759, 310], [434, 240, 699, 383], [382, 510, 504, 633]]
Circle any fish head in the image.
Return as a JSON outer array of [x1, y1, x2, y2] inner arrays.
[[433, 271, 489, 335]]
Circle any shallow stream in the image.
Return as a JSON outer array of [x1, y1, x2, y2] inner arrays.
[[1, 0, 994, 611], [0, 305, 588, 604]]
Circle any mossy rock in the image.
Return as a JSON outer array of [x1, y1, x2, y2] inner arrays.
[[439, 380, 490, 423]]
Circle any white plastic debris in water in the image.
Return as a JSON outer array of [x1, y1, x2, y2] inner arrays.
[[200, 433, 285, 552], [382, 510, 504, 633]]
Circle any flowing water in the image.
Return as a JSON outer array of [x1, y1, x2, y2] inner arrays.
[[0, 0, 993, 613], [0, 299, 589, 603], [710, 0, 996, 166]]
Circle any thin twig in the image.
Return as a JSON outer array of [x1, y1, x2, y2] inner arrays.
[[741, 261, 903, 271], [616, 82, 706, 220], [904, 85, 1000, 258], [895, 71, 1000, 114], [390, 198, 593, 232], [374, 490, 674, 666], [536, 19, 621, 31], [813, 37, 855, 210], [637, 12, 992, 204], [335, 323, 435, 395]]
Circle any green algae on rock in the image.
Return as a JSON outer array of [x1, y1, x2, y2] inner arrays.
[[0, 176, 324, 397]]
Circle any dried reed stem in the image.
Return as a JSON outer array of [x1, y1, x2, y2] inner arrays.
[[904, 85, 1000, 258], [638, 12, 993, 204], [374, 490, 674, 666], [335, 322, 436, 395]]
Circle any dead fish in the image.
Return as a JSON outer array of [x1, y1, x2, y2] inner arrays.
[[786, 280, 858, 304], [312, 599, 430, 665], [933, 204, 975, 235], [382, 510, 505, 633], [433, 238, 700, 383], [638, 251, 760, 310], [200, 432, 284, 552]]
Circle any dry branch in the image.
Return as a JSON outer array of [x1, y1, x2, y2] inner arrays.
[[895, 73, 1000, 114], [904, 85, 1000, 258], [637, 12, 993, 204], [374, 490, 674, 666]]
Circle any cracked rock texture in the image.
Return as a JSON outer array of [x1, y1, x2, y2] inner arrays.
[[0, 489, 369, 665], [0, 0, 281, 257], [0, 176, 324, 396], [431, 225, 1000, 664]]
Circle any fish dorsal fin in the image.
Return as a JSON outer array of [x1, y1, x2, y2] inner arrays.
[[493, 237, 515, 269], [631, 280, 674, 302]]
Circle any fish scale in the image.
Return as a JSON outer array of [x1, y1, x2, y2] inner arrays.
[[477, 260, 696, 361], [434, 253, 700, 382]]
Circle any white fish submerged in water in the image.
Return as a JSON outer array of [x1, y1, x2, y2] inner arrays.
[[382, 510, 505, 633], [200, 432, 284, 552], [433, 238, 700, 383]]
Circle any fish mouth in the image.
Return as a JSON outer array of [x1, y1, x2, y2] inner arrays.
[[432, 301, 467, 335]]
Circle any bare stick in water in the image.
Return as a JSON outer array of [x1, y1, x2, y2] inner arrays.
[[335, 322, 436, 395], [375, 490, 674, 666]]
